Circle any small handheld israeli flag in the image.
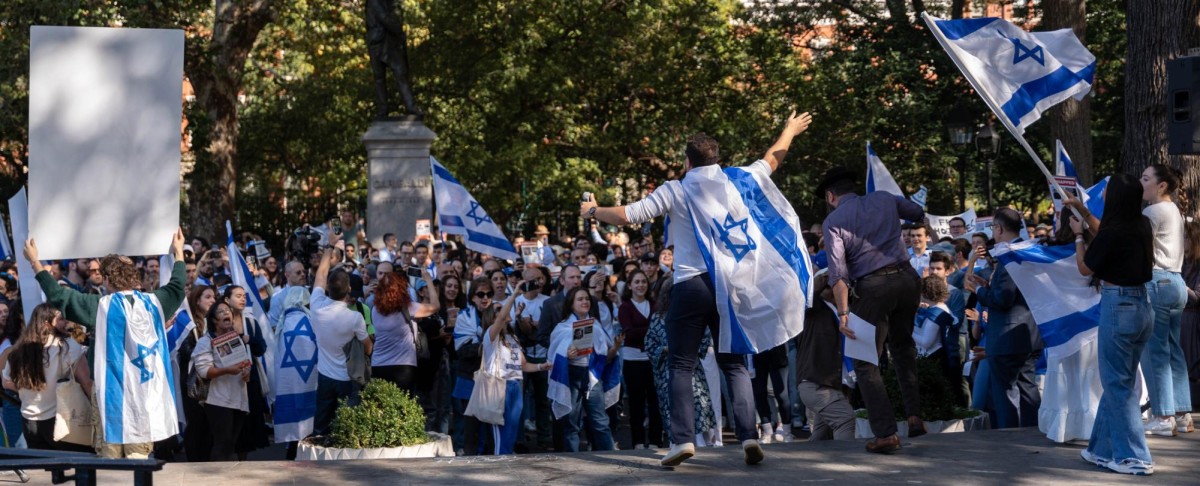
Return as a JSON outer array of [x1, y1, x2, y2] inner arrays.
[[910, 185, 929, 209], [924, 13, 1095, 134], [992, 240, 1099, 361], [866, 142, 904, 198], [1055, 140, 1079, 179], [430, 157, 519, 261], [1086, 176, 1108, 220]]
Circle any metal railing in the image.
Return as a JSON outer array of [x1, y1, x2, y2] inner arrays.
[[0, 448, 162, 486]]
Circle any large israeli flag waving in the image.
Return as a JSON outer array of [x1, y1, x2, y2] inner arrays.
[[866, 142, 904, 198], [682, 162, 813, 354], [430, 157, 519, 261], [924, 13, 1095, 134], [992, 240, 1099, 361], [227, 221, 276, 402], [94, 291, 179, 443]]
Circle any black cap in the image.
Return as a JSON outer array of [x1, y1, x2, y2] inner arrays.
[[815, 166, 857, 197], [639, 252, 658, 263]]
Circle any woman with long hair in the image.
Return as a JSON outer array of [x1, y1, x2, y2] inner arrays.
[[178, 285, 216, 461], [1, 304, 92, 451], [481, 283, 552, 454], [0, 306, 24, 450], [450, 277, 495, 455], [191, 302, 252, 461], [549, 287, 621, 452], [619, 270, 661, 449], [372, 270, 439, 392], [1138, 164, 1193, 436], [221, 285, 270, 459], [415, 274, 462, 434], [1071, 173, 1156, 475]]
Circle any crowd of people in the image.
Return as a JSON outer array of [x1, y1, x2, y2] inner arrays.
[[0, 151, 1197, 476]]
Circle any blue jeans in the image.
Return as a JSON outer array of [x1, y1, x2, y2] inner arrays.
[[1087, 286, 1154, 465], [1143, 269, 1192, 416], [489, 380, 524, 455], [564, 365, 613, 452]]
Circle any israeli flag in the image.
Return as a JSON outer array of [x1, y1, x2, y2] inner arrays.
[[992, 240, 1099, 361], [910, 185, 929, 210], [227, 221, 276, 402], [0, 215, 11, 261], [924, 13, 1095, 134], [682, 162, 813, 354], [430, 157, 519, 261], [866, 142, 904, 198], [273, 302, 318, 442], [94, 291, 179, 444], [1086, 176, 1109, 220], [164, 305, 194, 427], [548, 318, 622, 419], [1055, 140, 1078, 178]]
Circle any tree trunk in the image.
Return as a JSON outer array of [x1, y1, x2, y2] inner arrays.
[[950, 0, 966, 19], [1042, 0, 1094, 185], [185, 0, 275, 241], [1122, 0, 1199, 214]]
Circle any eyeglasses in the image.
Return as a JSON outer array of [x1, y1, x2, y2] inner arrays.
[[474, 291, 495, 298]]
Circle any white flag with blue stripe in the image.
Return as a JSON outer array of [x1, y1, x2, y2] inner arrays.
[[430, 156, 519, 261], [0, 215, 11, 261], [1086, 176, 1108, 220], [273, 289, 317, 442], [866, 142, 904, 198], [164, 304, 194, 427], [226, 221, 276, 403], [992, 240, 1099, 361], [924, 13, 1095, 134], [682, 162, 813, 354], [548, 319, 621, 419], [1055, 140, 1079, 179], [94, 291, 179, 444]]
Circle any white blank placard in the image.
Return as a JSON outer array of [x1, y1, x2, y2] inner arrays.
[[28, 26, 183, 259]]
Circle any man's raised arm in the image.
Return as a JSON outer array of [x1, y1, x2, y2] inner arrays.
[[762, 111, 813, 172]]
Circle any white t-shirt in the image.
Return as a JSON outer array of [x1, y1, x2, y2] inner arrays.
[[2, 338, 86, 420], [311, 287, 369, 381], [371, 303, 424, 367], [192, 335, 249, 412], [512, 293, 550, 360], [483, 333, 524, 382], [624, 160, 773, 283], [620, 300, 651, 362], [1144, 201, 1185, 272]]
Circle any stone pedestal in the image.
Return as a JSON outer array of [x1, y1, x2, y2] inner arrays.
[[363, 120, 437, 248]]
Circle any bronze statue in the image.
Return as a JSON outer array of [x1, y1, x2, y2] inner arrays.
[[366, 0, 423, 119]]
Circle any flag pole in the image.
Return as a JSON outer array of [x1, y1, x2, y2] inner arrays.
[[921, 12, 1085, 224]]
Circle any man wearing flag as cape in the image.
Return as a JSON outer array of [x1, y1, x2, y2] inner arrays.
[[581, 110, 814, 468]]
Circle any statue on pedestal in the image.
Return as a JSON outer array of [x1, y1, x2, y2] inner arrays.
[[366, 0, 423, 119]]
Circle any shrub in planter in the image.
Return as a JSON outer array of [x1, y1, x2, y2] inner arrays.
[[329, 379, 429, 449], [880, 355, 980, 421]]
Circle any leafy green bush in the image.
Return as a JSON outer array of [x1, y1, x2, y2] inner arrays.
[[329, 379, 430, 449], [879, 356, 981, 421]]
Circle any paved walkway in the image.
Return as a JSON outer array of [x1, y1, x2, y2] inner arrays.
[[8, 427, 1199, 485]]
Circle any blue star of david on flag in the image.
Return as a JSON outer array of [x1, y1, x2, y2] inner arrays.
[[1002, 31, 1045, 66], [466, 201, 493, 226], [130, 341, 160, 383], [713, 213, 756, 262], [281, 316, 318, 382]]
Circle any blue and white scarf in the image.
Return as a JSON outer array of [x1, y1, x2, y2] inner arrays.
[[94, 291, 178, 444], [547, 316, 621, 420]]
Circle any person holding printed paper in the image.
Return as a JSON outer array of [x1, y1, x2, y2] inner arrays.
[[27, 229, 187, 459], [191, 302, 251, 461], [482, 282, 553, 455], [548, 287, 620, 452]]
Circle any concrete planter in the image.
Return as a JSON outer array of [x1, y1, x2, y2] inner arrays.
[[854, 412, 990, 439], [296, 432, 455, 461]]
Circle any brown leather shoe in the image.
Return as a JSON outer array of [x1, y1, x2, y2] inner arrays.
[[866, 434, 901, 453], [907, 416, 927, 438]]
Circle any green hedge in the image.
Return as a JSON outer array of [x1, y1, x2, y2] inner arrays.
[[880, 356, 980, 422], [330, 379, 430, 449]]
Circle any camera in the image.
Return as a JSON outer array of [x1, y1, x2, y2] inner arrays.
[[287, 225, 323, 266], [406, 266, 423, 278], [521, 281, 541, 293]]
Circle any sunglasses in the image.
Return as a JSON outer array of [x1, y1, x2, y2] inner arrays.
[[474, 291, 495, 298]]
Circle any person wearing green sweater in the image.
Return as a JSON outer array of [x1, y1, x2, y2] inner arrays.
[[24, 228, 188, 459]]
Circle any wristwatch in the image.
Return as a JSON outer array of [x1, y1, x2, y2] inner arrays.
[[588, 207, 598, 219], [837, 310, 849, 317]]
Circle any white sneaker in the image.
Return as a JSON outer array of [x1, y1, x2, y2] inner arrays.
[[633, 444, 644, 450], [1144, 417, 1177, 437], [1177, 413, 1194, 434], [742, 439, 765, 465], [524, 419, 537, 432], [660, 443, 695, 467], [1106, 459, 1153, 476], [759, 424, 774, 444], [775, 424, 793, 443], [1080, 449, 1108, 468]]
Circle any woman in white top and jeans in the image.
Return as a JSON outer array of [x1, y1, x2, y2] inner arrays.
[[1139, 164, 1194, 436], [371, 270, 439, 393], [192, 302, 252, 461], [1, 304, 91, 452], [482, 282, 552, 455]]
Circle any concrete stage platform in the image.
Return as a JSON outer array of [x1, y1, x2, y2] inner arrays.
[[8, 427, 1199, 485]]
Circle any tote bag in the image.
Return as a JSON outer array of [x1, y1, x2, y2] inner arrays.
[[53, 344, 95, 446], [463, 336, 507, 425]]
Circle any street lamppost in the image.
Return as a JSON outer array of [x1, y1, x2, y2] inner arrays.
[[975, 121, 1001, 213], [945, 105, 974, 212]]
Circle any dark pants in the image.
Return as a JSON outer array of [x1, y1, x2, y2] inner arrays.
[[625, 360, 663, 447], [22, 417, 56, 451], [851, 266, 922, 438], [453, 397, 483, 455], [315, 373, 359, 436], [373, 365, 417, 394], [523, 366, 552, 448], [752, 364, 792, 425], [205, 405, 246, 462], [667, 273, 757, 445], [988, 352, 1041, 429], [182, 395, 211, 462]]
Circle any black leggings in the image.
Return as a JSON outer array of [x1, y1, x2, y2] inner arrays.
[[205, 405, 246, 462], [373, 365, 417, 394], [752, 365, 792, 425], [624, 360, 662, 447]]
